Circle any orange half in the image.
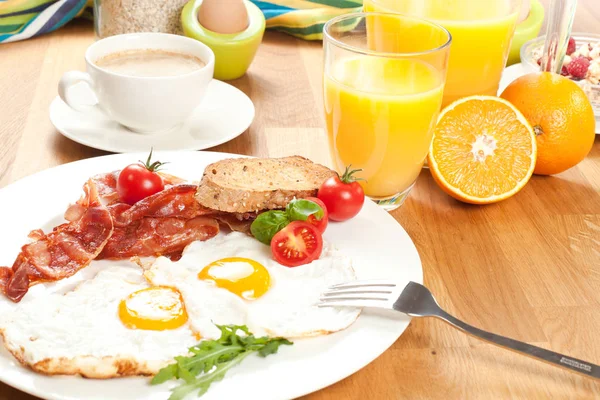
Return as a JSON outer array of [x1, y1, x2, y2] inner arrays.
[[428, 96, 537, 204]]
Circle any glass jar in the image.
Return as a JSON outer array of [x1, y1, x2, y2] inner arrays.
[[522, 33, 600, 124], [94, 0, 191, 38]]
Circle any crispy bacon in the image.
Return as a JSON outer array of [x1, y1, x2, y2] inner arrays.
[[98, 185, 218, 258], [1, 171, 221, 302], [214, 212, 257, 235], [0, 180, 114, 302], [91, 171, 120, 203], [90, 171, 188, 204], [111, 185, 213, 226], [98, 217, 219, 259]]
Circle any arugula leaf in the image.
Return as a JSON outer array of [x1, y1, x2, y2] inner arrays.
[[286, 199, 324, 222], [150, 364, 177, 384], [250, 211, 290, 244], [258, 338, 293, 357], [151, 325, 293, 399]]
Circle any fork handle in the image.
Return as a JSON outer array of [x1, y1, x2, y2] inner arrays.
[[435, 310, 600, 379]]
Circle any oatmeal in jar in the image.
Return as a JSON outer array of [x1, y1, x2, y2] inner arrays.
[[94, 0, 190, 38]]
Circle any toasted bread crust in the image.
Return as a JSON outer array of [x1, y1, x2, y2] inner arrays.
[[196, 156, 336, 213]]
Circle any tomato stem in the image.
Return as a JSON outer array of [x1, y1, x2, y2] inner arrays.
[[340, 165, 365, 184], [140, 148, 168, 172]]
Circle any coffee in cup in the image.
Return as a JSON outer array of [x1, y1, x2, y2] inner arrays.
[[58, 33, 215, 133], [95, 49, 206, 77]]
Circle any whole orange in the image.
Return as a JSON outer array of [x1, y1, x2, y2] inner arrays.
[[500, 72, 595, 175]]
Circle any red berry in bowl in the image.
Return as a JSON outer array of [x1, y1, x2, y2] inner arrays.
[[561, 65, 569, 76], [567, 56, 590, 79], [566, 37, 576, 55]]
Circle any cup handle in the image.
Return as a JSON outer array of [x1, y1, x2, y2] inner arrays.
[[58, 71, 99, 112]]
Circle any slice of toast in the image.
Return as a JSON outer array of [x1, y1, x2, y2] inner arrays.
[[195, 156, 336, 213]]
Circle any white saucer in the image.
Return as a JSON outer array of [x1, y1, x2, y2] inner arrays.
[[49, 79, 255, 153], [499, 63, 600, 134]]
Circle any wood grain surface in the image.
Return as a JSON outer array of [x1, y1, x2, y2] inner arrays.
[[0, 1, 599, 398]]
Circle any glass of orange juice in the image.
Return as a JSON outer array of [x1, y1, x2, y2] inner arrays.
[[323, 13, 451, 210], [364, 0, 521, 108]]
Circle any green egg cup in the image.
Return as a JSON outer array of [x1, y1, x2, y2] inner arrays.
[[182, 0, 265, 80], [507, 0, 545, 66]]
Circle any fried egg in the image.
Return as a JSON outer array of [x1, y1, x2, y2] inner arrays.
[[145, 232, 360, 339], [0, 265, 196, 378]]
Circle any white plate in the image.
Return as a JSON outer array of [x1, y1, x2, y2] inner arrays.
[[0, 151, 422, 400], [499, 63, 600, 134], [49, 80, 255, 153]]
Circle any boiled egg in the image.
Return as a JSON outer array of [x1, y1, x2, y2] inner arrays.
[[198, 0, 249, 34]]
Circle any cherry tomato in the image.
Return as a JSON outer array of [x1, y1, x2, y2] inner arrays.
[[271, 221, 323, 267], [117, 150, 165, 205], [317, 166, 365, 222], [305, 197, 328, 234]]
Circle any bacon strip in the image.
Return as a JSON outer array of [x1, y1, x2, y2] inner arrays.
[[90, 171, 188, 204], [91, 171, 120, 204], [98, 217, 219, 259], [98, 184, 219, 258], [111, 185, 213, 226], [214, 212, 257, 235], [1, 171, 221, 302], [0, 180, 114, 302]]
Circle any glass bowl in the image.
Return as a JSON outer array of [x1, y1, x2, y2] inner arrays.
[[521, 33, 600, 122]]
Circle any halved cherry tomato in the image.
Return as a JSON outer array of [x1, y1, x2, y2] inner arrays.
[[305, 197, 328, 234], [271, 221, 323, 267], [117, 149, 166, 205], [318, 166, 365, 222]]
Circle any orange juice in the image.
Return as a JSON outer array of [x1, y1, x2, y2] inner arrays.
[[365, 0, 519, 107], [324, 57, 444, 197]]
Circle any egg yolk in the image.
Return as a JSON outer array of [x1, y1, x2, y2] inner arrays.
[[198, 257, 270, 300], [119, 286, 188, 331]]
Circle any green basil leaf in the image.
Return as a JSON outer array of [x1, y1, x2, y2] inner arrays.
[[286, 199, 324, 222], [250, 211, 290, 245]]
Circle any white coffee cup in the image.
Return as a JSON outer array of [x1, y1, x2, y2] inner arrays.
[[58, 33, 215, 133]]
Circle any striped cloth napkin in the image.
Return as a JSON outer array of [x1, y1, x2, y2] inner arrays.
[[0, 0, 90, 43], [0, 0, 361, 43], [255, 0, 362, 40]]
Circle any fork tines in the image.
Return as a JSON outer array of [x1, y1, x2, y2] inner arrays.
[[317, 279, 397, 308]]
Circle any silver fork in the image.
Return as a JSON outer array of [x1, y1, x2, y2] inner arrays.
[[319, 280, 600, 379]]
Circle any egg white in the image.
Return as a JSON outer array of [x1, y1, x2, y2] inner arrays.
[[145, 232, 361, 339], [0, 264, 197, 376]]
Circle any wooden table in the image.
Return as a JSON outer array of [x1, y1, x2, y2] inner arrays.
[[1, 1, 599, 398]]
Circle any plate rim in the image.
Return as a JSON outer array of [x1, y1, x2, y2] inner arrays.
[[49, 80, 255, 153], [0, 151, 423, 400]]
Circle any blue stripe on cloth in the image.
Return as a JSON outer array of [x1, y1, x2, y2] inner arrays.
[[0, 2, 58, 19], [36, 0, 85, 35], [262, 9, 294, 19], [0, 13, 37, 42], [251, 1, 296, 12]]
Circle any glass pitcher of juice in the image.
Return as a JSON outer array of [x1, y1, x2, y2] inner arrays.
[[364, 0, 521, 107]]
